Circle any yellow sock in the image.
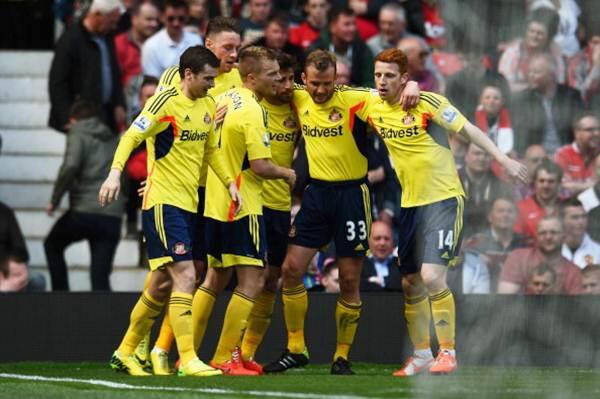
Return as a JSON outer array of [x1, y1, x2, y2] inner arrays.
[[241, 290, 276, 359], [282, 284, 308, 354], [429, 288, 455, 350], [212, 291, 255, 364], [154, 307, 174, 352], [169, 292, 196, 365], [117, 290, 164, 355], [404, 293, 432, 351], [191, 286, 217, 351], [333, 298, 361, 360]]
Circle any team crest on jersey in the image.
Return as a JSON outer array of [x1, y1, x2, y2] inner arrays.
[[402, 113, 415, 125], [262, 133, 271, 147], [173, 242, 188, 255], [329, 109, 342, 122], [283, 116, 297, 129], [288, 224, 297, 238], [203, 112, 211, 124]]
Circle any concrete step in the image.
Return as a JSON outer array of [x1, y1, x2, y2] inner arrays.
[[0, 182, 67, 210], [27, 237, 141, 268], [29, 265, 147, 292], [0, 77, 47, 101], [0, 101, 49, 129], [0, 154, 62, 182], [0, 51, 53, 76], [0, 128, 65, 156]]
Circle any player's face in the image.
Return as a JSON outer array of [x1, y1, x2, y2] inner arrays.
[[207, 31, 242, 73], [533, 170, 560, 202], [302, 65, 335, 104], [562, 206, 587, 239], [536, 219, 563, 254], [187, 65, 218, 98], [374, 61, 409, 103], [253, 59, 281, 98], [488, 198, 516, 231], [275, 67, 295, 104]]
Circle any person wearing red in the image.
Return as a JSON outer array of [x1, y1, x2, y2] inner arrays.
[[288, 0, 329, 50], [499, 216, 582, 295], [515, 159, 562, 243], [554, 112, 600, 198]]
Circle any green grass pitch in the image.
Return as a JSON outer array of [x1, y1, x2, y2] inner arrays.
[[0, 362, 599, 399]]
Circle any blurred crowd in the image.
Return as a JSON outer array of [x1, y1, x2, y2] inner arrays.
[[2, 0, 600, 295]]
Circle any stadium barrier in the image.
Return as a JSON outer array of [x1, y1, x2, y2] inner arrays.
[[1, 292, 599, 366]]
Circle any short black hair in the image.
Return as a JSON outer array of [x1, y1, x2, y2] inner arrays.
[[527, 7, 559, 41], [140, 75, 159, 90], [162, 0, 188, 12], [275, 51, 295, 72], [533, 159, 563, 182], [179, 45, 220, 78], [69, 99, 99, 120], [206, 16, 241, 37], [328, 6, 353, 25]]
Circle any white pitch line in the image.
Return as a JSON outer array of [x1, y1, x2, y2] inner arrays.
[[0, 373, 379, 399]]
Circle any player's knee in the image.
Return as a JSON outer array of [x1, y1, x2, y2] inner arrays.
[[282, 259, 305, 281], [420, 268, 446, 292], [264, 271, 279, 292]]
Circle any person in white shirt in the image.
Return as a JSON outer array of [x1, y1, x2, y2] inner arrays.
[[141, 0, 202, 78], [561, 198, 600, 269]]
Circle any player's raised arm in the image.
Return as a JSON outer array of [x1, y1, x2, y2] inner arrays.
[[460, 120, 528, 184]]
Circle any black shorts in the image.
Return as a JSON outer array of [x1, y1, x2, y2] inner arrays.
[[192, 187, 207, 261], [264, 207, 291, 267], [205, 214, 267, 268], [289, 179, 371, 257], [397, 196, 465, 275], [142, 204, 194, 270]]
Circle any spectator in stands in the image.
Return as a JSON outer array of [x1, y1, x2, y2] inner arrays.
[[567, 25, 600, 104], [528, 0, 582, 58], [335, 58, 351, 85], [581, 264, 600, 294], [459, 143, 514, 238], [498, 7, 565, 93], [518, 144, 548, 199], [308, 7, 374, 87], [525, 263, 557, 295], [578, 154, 600, 242], [554, 112, 600, 197], [366, 3, 416, 56], [511, 53, 583, 156], [360, 221, 401, 292], [462, 197, 525, 290], [475, 85, 514, 157], [560, 198, 600, 269], [187, 0, 209, 38], [289, 0, 330, 50], [310, 257, 340, 293], [498, 215, 582, 294], [239, 0, 272, 45], [48, 0, 126, 134], [141, 0, 202, 78], [44, 100, 124, 291], [397, 36, 442, 92], [252, 13, 305, 79], [515, 159, 562, 243], [114, 2, 159, 87], [445, 52, 510, 121], [457, 249, 491, 294], [0, 203, 46, 292], [346, 0, 379, 41]]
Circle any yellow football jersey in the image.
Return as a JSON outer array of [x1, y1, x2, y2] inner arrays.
[[260, 99, 298, 211], [365, 91, 466, 207], [111, 84, 217, 213], [292, 85, 371, 182], [204, 87, 272, 221], [157, 67, 244, 188]]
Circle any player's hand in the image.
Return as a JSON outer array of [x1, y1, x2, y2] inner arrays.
[[215, 104, 228, 126], [400, 81, 420, 110], [46, 203, 55, 217], [503, 157, 528, 184], [98, 169, 122, 207], [228, 182, 243, 216], [137, 180, 147, 197], [284, 168, 296, 190]]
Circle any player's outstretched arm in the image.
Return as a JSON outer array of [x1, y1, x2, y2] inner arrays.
[[250, 159, 296, 189], [98, 169, 122, 207], [460, 121, 528, 184]]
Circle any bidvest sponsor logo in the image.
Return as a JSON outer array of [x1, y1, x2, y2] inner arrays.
[[302, 124, 343, 137], [180, 129, 209, 141], [269, 131, 296, 142], [378, 126, 420, 139]]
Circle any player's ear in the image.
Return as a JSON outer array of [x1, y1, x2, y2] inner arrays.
[[301, 72, 307, 85]]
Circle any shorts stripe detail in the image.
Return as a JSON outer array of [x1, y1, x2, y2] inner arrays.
[[233, 290, 256, 304], [429, 288, 451, 302], [197, 286, 217, 298], [360, 183, 372, 234], [249, 214, 260, 253], [451, 196, 464, 255], [154, 205, 167, 249]]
